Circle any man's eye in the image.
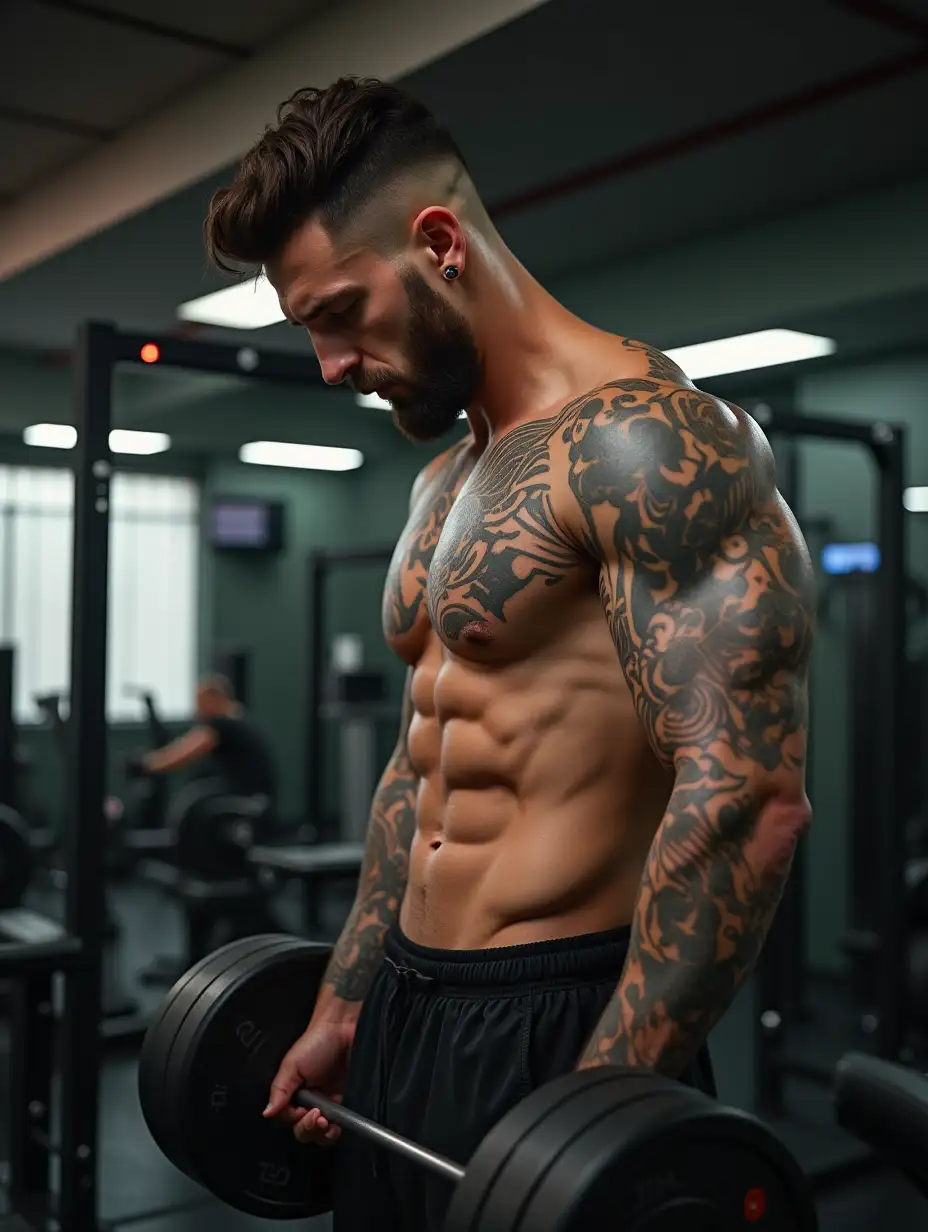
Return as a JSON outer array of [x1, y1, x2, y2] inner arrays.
[[330, 301, 359, 322]]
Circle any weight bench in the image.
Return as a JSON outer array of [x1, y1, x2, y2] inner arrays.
[[0, 907, 136, 1030], [248, 842, 364, 935], [138, 858, 280, 985], [835, 1052, 928, 1197]]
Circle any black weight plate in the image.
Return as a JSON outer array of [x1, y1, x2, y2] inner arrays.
[[140, 934, 288, 1144], [469, 1070, 691, 1232], [0, 805, 32, 909], [139, 934, 293, 1172], [445, 1067, 672, 1232], [520, 1094, 818, 1231], [158, 936, 304, 1187], [166, 936, 333, 1219]]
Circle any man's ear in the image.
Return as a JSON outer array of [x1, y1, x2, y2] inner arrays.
[[411, 206, 466, 278]]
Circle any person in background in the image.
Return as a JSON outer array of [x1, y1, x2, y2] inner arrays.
[[126, 674, 277, 807]]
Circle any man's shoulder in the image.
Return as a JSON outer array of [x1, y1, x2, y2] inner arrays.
[[609, 336, 695, 387], [410, 436, 475, 508]]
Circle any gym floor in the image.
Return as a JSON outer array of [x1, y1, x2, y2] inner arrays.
[[1, 881, 924, 1231]]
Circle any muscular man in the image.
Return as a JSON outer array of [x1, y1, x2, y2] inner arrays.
[[127, 674, 276, 803], [204, 78, 814, 1230]]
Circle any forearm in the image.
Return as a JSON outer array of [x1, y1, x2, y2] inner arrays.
[[578, 781, 809, 1075], [311, 749, 418, 1027], [142, 728, 212, 774]]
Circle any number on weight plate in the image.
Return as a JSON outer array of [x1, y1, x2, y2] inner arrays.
[[258, 1161, 291, 1187], [235, 1020, 263, 1050], [633, 1170, 681, 1212]]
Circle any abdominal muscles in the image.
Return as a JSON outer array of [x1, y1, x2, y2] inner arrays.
[[400, 622, 673, 950]]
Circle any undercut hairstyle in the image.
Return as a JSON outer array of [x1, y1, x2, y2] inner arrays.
[[204, 77, 465, 274], [197, 674, 235, 700]]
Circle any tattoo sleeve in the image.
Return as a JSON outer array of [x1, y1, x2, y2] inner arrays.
[[322, 670, 418, 1002], [567, 379, 815, 1076]]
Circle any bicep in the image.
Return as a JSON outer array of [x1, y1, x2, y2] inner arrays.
[[564, 379, 812, 781], [601, 497, 814, 782]]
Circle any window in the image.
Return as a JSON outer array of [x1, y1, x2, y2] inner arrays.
[[0, 466, 199, 723]]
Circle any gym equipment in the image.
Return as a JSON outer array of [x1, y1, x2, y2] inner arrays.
[[834, 1051, 928, 1198], [753, 404, 908, 1116], [306, 547, 396, 843], [138, 786, 279, 984], [31, 688, 140, 1029], [122, 683, 171, 832], [0, 647, 55, 855], [248, 841, 364, 935], [139, 935, 818, 1229], [0, 805, 33, 908], [322, 650, 391, 843], [171, 781, 272, 878]]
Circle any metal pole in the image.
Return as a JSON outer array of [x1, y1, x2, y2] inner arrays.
[[872, 423, 907, 1060], [295, 1089, 464, 1184], [59, 320, 114, 1232], [774, 436, 810, 1026], [0, 645, 15, 808], [306, 554, 326, 837]]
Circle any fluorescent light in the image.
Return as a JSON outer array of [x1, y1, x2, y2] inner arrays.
[[666, 329, 836, 379], [109, 430, 170, 455], [356, 392, 394, 410], [904, 486, 928, 513], [239, 441, 363, 471], [23, 423, 77, 448], [177, 272, 285, 330]]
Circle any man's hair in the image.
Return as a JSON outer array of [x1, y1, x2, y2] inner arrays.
[[197, 673, 235, 700], [204, 77, 464, 274]]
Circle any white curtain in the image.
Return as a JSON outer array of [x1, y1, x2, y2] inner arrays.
[[0, 466, 199, 723]]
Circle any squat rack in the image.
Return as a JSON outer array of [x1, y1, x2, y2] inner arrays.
[[1, 322, 327, 1232], [746, 400, 908, 1109]]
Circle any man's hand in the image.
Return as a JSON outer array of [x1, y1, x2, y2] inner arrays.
[[565, 374, 814, 1077], [123, 752, 151, 780], [263, 1020, 354, 1145]]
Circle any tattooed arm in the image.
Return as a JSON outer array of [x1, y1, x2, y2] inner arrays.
[[309, 670, 418, 1026], [567, 378, 815, 1076]]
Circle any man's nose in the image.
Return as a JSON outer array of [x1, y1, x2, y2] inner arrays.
[[312, 337, 359, 387]]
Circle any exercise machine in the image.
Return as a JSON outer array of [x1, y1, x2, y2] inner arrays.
[[0, 648, 56, 907], [834, 1051, 928, 1201], [138, 782, 280, 985], [121, 682, 171, 832], [32, 688, 139, 1029], [752, 404, 908, 1119]]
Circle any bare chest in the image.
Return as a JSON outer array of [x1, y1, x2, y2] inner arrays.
[[428, 419, 592, 660]]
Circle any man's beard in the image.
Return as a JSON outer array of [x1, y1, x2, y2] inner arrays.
[[368, 267, 481, 444]]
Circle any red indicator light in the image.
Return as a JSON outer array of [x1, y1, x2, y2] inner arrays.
[[140, 343, 160, 364], [744, 1187, 767, 1221]]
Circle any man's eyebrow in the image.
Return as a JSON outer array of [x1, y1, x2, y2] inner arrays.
[[291, 288, 359, 324]]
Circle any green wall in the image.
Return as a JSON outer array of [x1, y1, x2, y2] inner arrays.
[[200, 430, 462, 823]]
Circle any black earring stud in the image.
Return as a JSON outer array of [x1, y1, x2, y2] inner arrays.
[[443, 265, 460, 280]]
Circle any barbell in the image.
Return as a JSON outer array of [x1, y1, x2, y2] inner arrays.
[[137, 933, 819, 1229]]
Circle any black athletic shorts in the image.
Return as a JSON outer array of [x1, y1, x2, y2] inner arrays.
[[332, 924, 716, 1231]]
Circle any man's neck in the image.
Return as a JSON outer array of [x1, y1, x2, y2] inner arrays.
[[465, 258, 602, 441]]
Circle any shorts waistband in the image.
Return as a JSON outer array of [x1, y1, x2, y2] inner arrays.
[[382, 924, 630, 993]]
